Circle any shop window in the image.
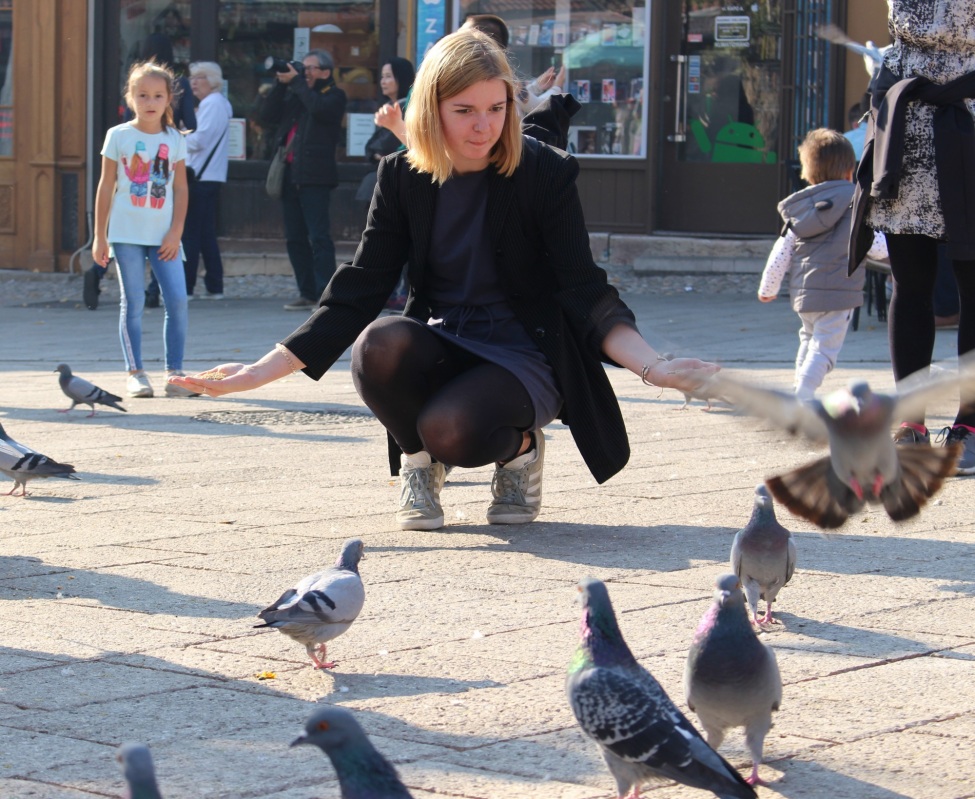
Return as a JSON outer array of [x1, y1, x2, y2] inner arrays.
[[456, 0, 649, 158], [217, 1, 380, 162], [117, 1, 192, 121], [0, 0, 12, 157]]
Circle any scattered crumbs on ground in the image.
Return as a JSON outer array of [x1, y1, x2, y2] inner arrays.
[[2, 268, 757, 308]]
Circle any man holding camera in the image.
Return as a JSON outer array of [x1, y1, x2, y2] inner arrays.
[[261, 49, 347, 311]]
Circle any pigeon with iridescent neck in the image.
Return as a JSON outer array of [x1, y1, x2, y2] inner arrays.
[[255, 538, 365, 669], [291, 706, 413, 798], [731, 485, 796, 626], [685, 575, 782, 787], [567, 577, 756, 799], [54, 363, 126, 416], [708, 372, 970, 528]]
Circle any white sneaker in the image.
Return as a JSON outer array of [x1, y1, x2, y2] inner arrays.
[[397, 451, 446, 530], [164, 370, 200, 398], [486, 430, 544, 524], [126, 370, 154, 398], [196, 293, 224, 301]]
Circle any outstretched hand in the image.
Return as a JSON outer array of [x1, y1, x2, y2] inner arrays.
[[167, 363, 252, 398], [645, 358, 720, 394]]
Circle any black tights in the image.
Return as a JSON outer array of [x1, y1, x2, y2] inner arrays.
[[351, 317, 535, 467], [886, 233, 975, 427]]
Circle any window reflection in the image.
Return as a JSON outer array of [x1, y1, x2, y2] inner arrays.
[[218, 2, 379, 161]]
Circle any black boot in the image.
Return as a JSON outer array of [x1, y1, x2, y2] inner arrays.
[[145, 291, 160, 309]]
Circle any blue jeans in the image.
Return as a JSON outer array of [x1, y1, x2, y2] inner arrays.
[[113, 243, 188, 372], [182, 181, 224, 295], [282, 175, 336, 301]]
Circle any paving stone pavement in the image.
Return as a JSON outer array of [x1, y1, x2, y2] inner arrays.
[[1, 288, 973, 798]]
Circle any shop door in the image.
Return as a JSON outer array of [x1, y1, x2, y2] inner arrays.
[[657, 1, 783, 234]]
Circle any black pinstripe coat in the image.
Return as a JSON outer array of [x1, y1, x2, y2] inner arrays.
[[282, 136, 637, 483]]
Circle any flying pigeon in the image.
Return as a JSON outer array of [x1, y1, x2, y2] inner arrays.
[[816, 23, 889, 79], [684, 574, 782, 787], [255, 538, 365, 669], [567, 577, 756, 799], [54, 363, 126, 416], [707, 372, 971, 528], [291, 706, 414, 798], [731, 485, 796, 626], [116, 743, 164, 799], [0, 421, 79, 497]]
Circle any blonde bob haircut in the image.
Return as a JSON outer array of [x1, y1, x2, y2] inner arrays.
[[405, 29, 522, 184]]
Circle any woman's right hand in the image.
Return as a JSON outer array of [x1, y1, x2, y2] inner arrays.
[[374, 101, 403, 130], [168, 363, 252, 398]]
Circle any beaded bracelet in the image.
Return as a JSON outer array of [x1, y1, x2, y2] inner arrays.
[[276, 344, 300, 375], [641, 356, 669, 387]]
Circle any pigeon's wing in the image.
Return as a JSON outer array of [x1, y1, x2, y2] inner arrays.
[[65, 374, 102, 402], [766, 456, 862, 529], [0, 438, 27, 470], [785, 534, 797, 584], [260, 571, 364, 625], [708, 374, 830, 442], [730, 530, 744, 577], [879, 445, 960, 522], [0, 430, 31, 457], [570, 666, 754, 797], [0, 440, 76, 480], [894, 360, 975, 426]]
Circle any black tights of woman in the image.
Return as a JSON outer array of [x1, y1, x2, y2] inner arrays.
[[886, 232, 975, 427], [351, 317, 535, 466]]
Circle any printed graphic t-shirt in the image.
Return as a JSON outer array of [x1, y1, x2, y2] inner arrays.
[[101, 122, 187, 246]]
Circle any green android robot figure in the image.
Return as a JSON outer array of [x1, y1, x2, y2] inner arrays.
[[690, 117, 777, 164]]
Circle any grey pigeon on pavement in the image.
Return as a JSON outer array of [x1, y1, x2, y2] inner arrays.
[[291, 706, 413, 798], [255, 538, 365, 669], [685, 574, 782, 787], [55, 363, 126, 416], [0, 422, 79, 497], [731, 485, 796, 626], [567, 577, 756, 799], [709, 372, 971, 528], [116, 742, 164, 799]]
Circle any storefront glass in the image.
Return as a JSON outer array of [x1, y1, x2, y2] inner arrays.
[[217, 1, 380, 161], [455, 0, 649, 158], [0, 0, 11, 157]]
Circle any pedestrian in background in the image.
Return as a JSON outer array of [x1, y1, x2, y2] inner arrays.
[[183, 61, 232, 301], [759, 129, 887, 399], [260, 49, 347, 311]]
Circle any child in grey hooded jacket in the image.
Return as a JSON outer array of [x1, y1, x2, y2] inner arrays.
[[759, 128, 887, 399]]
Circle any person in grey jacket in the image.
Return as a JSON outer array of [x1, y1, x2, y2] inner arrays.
[[759, 128, 887, 399]]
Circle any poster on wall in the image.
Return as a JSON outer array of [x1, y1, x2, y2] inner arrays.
[[227, 119, 247, 160], [346, 113, 376, 157], [416, 0, 446, 66]]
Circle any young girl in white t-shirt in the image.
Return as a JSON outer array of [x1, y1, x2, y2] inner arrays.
[[93, 60, 196, 399]]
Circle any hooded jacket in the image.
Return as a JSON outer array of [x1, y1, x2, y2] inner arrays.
[[779, 180, 864, 312]]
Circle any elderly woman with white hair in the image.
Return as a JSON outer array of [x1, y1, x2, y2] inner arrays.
[[183, 61, 233, 300]]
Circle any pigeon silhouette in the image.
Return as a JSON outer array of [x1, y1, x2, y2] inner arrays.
[[55, 363, 126, 416], [116, 743, 164, 799], [255, 538, 365, 668], [709, 372, 970, 528], [291, 706, 413, 798], [685, 575, 782, 787], [731, 485, 796, 625], [0, 421, 79, 497], [567, 577, 756, 799]]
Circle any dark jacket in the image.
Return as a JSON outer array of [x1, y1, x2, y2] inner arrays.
[[261, 75, 347, 187], [849, 64, 975, 272], [780, 180, 864, 312], [282, 137, 637, 484]]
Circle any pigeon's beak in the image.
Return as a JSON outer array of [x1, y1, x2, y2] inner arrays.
[[718, 590, 732, 607], [290, 734, 309, 748]]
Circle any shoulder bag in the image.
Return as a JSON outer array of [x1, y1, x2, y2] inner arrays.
[[186, 126, 228, 183], [265, 136, 294, 199]]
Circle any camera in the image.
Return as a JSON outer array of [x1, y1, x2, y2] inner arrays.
[[265, 56, 304, 75]]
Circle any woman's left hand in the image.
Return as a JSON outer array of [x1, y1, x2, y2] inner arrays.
[[375, 102, 403, 130], [644, 358, 720, 394]]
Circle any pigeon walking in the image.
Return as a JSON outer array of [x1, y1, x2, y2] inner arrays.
[[567, 577, 756, 799], [255, 538, 365, 669], [685, 575, 782, 787], [709, 372, 970, 528], [731, 485, 796, 626], [116, 743, 164, 799], [0, 422, 79, 497], [291, 706, 413, 798], [55, 363, 126, 416]]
